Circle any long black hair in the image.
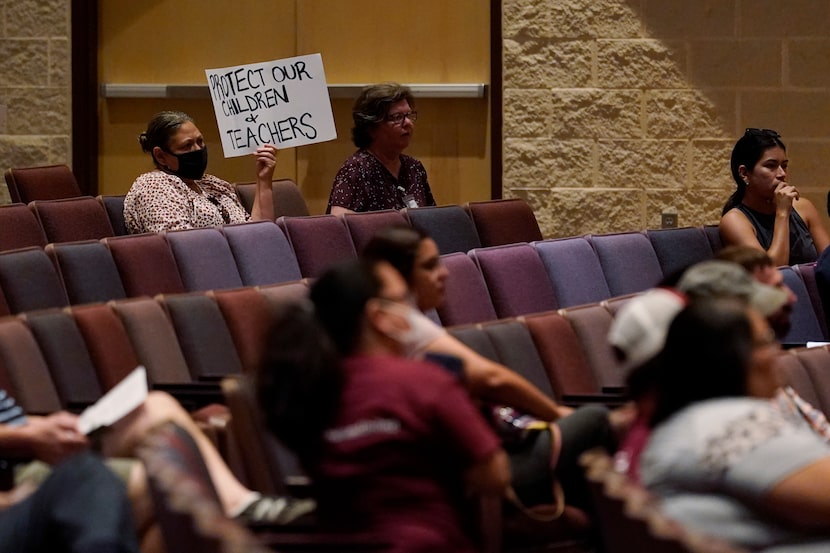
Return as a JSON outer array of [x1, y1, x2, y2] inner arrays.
[[722, 129, 787, 215], [256, 260, 382, 464], [362, 225, 428, 285], [649, 297, 754, 427]]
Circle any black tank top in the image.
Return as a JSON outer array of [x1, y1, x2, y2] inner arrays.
[[735, 204, 818, 265]]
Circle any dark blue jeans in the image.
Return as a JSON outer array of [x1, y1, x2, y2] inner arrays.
[[0, 452, 139, 553]]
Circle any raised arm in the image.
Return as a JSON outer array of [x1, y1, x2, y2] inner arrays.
[[250, 144, 277, 222], [720, 186, 797, 267]]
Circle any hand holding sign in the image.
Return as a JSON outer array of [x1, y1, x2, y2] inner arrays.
[[206, 53, 337, 157]]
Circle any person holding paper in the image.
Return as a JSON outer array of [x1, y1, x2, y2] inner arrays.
[[124, 110, 277, 233], [327, 83, 436, 215]]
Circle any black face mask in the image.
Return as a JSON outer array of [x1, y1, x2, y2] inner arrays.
[[165, 147, 208, 180]]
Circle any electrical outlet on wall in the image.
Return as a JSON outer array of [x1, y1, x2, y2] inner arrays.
[[661, 211, 678, 229]]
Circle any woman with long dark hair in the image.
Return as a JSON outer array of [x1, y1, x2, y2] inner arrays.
[[720, 128, 829, 265]]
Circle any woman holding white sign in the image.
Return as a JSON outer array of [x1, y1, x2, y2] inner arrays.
[[327, 83, 436, 215], [124, 110, 276, 234]]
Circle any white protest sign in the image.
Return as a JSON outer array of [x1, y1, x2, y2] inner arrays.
[[205, 53, 336, 157]]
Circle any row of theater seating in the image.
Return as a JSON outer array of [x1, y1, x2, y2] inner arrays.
[[0, 206, 827, 345], [0, 194, 542, 252]]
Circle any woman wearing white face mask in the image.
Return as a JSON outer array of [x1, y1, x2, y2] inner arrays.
[[124, 110, 276, 234], [257, 258, 509, 553]]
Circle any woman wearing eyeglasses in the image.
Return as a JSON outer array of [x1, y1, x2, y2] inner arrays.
[[124, 110, 276, 234], [719, 128, 830, 265], [327, 83, 436, 215]]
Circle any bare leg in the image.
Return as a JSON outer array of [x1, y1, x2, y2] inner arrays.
[[101, 391, 253, 515]]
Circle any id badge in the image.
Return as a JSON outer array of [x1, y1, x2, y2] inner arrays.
[[403, 194, 419, 209]]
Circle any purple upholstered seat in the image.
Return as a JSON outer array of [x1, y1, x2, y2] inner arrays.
[[533, 237, 611, 308]]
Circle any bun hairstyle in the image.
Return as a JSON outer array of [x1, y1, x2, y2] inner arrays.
[[139, 111, 194, 168], [351, 83, 415, 148]]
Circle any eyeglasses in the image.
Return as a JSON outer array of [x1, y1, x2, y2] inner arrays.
[[745, 128, 781, 138], [207, 196, 231, 224], [385, 111, 418, 125]]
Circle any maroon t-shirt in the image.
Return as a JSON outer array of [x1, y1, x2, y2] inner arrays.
[[315, 354, 500, 553]]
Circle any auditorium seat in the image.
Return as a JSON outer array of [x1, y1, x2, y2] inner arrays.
[[98, 195, 128, 236], [522, 311, 602, 402], [165, 228, 244, 291], [0, 203, 48, 251], [0, 317, 64, 415], [22, 309, 104, 409], [104, 233, 186, 297], [776, 350, 822, 412], [403, 205, 481, 254], [588, 232, 663, 296], [4, 164, 82, 203], [30, 196, 115, 243], [277, 215, 356, 278], [793, 263, 828, 339], [435, 253, 498, 326], [212, 288, 274, 374], [791, 346, 830, 415], [0, 247, 69, 313], [702, 224, 723, 254], [481, 319, 557, 399], [342, 210, 410, 253], [70, 303, 143, 391], [464, 198, 543, 246], [469, 243, 558, 318], [159, 293, 244, 381], [780, 266, 827, 344], [45, 241, 127, 305], [646, 227, 713, 282], [222, 221, 302, 286], [533, 237, 611, 308], [257, 280, 309, 306], [234, 178, 310, 219], [560, 303, 625, 392]]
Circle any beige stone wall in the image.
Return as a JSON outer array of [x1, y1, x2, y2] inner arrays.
[[0, 0, 72, 204], [503, 0, 830, 238]]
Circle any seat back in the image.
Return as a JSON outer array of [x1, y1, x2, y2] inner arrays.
[[646, 227, 713, 281], [221, 375, 297, 495], [70, 303, 142, 391], [0, 203, 48, 251], [469, 244, 558, 317], [775, 350, 822, 411], [165, 228, 243, 291], [791, 346, 830, 416], [0, 317, 63, 415], [522, 311, 600, 399], [212, 288, 275, 374], [403, 205, 481, 254], [159, 293, 243, 380], [342, 210, 410, 253], [793, 263, 828, 339], [589, 232, 663, 296], [104, 234, 186, 297], [464, 199, 543, 247], [30, 196, 115, 243], [435, 253, 498, 326], [4, 164, 82, 203], [0, 247, 69, 313], [45, 241, 127, 305], [277, 215, 357, 278], [481, 319, 556, 399], [22, 310, 103, 409], [234, 179, 310, 218], [222, 221, 302, 286], [110, 298, 192, 385], [780, 266, 826, 344], [560, 303, 624, 390], [533, 237, 611, 308], [702, 224, 723, 254], [98, 195, 128, 236]]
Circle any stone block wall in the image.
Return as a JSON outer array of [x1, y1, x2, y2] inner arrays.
[[503, 0, 830, 238], [0, 0, 72, 204]]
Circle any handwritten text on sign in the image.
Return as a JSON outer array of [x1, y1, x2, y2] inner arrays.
[[205, 53, 336, 157]]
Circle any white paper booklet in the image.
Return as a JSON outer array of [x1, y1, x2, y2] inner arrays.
[[78, 366, 148, 435]]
